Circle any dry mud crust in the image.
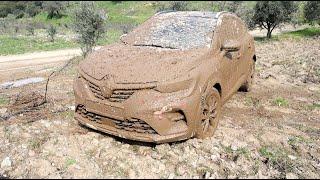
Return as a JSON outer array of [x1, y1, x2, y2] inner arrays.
[[0, 37, 319, 178]]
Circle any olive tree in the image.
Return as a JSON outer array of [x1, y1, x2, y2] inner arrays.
[[157, 1, 189, 12], [304, 1, 320, 25], [43, 1, 67, 19], [71, 1, 106, 57], [252, 1, 297, 38]]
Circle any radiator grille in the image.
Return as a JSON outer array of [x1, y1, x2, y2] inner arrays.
[[84, 78, 153, 102], [76, 105, 157, 134]]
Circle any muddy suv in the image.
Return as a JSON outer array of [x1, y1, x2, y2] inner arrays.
[[74, 11, 256, 143]]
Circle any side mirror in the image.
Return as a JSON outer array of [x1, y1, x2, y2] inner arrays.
[[221, 40, 240, 52]]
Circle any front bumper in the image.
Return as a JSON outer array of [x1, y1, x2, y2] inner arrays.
[[73, 75, 202, 143]]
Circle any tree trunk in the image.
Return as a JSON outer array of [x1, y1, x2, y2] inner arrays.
[[267, 28, 272, 39]]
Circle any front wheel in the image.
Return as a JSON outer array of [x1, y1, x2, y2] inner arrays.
[[196, 87, 222, 139]]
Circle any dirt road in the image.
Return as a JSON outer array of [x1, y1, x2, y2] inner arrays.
[[0, 47, 102, 73]]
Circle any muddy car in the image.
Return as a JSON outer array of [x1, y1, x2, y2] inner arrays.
[[74, 11, 256, 143]]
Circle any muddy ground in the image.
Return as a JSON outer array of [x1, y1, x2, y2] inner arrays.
[[0, 36, 319, 179]]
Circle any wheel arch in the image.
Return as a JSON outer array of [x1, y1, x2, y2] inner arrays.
[[213, 83, 222, 96]]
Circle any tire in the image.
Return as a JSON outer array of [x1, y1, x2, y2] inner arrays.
[[196, 87, 222, 139], [239, 61, 255, 92]]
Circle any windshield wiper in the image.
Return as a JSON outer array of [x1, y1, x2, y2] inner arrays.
[[132, 44, 178, 49]]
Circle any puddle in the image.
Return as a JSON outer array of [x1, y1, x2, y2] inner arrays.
[[0, 77, 45, 89]]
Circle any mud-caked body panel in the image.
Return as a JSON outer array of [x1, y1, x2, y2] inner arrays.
[[73, 11, 255, 143]]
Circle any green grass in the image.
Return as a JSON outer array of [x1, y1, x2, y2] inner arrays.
[[244, 96, 260, 107], [306, 103, 320, 110], [28, 139, 42, 150], [255, 27, 320, 42], [222, 145, 251, 160], [0, 96, 9, 106], [0, 35, 78, 55], [97, 29, 123, 45], [96, 1, 156, 24], [33, 12, 72, 27], [273, 97, 289, 107], [288, 135, 312, 147], [259, 146, 295, 175], [0, 28, 123, 55], [282, 27, 320, 38], [65, 158, 76, 167], [60, 110, 74, 119]]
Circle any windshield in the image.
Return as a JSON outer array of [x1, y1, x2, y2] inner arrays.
[[122, 11, 219, 50]]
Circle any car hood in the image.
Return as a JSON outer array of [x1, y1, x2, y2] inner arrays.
[[79, 43, 209, 83]]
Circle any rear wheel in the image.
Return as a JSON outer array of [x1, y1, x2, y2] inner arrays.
[[196, 87, 221, 139], [239, 61, 255, 92]]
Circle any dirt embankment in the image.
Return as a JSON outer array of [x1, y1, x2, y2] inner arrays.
[[0, 37, 319, 178]]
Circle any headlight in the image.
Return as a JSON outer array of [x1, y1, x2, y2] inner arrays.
[[154, 78, 196, 93]]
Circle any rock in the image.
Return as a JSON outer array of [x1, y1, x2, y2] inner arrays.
[[1, 157, 12, 168], [308, 85, 319, 92], [288, 155, 297, 160], [28, 150, 35, 157], [47, 173, 62, 179], [231, 144, 238, 151], [176, 165, 186, 176], [205, 172, 211, 179], [210, 172, 218, 178], [286, 173, 298, 179], [259, 72, 276, 79], [40, 120, 51, 128], [128, 169, 136, 178], [191, 141, 200, 149], [52, 105, 66, 113], [0, 108, 7, 114], [158, 163, 165, 172], [155, 144, 171, 153], [168, 173, 175, 179], [68, 105, 75, 111], [210, 154, 221, 164], [257, 170, 269, 179], [151, 152, 162, 160], [74, 165, 81, 170], [29, 159, 56, 177]]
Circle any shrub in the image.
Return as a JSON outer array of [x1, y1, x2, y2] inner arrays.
[[25, 2, 42, 17], [170, 1, 188, 11], [304, 1, 320, 25], [43, 1, 67, 19], [156, 1, 189, 12], [119, 23, 136, 34], [26, 22, 35, 36], [47, 25, 57, 42], [273, 97, 288, 107], [71, 2, 106, 57]]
